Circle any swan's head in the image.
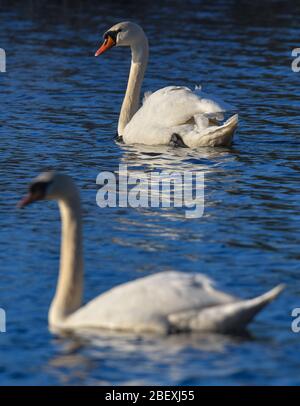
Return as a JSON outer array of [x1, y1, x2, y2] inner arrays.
[[95, 21, 146, 56], [18, 172, 77, 207]]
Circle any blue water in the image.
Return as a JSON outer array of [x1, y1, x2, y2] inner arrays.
[[1, 0, 300, 385]]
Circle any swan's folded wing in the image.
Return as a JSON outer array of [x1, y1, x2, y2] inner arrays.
[[193, 88, 235, 114], [133, 86, 214, 129]]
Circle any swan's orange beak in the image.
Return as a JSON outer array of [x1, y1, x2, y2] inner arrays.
[[18, 190, 46, 208], [95, 36, 115, 56], [18, 194, 37, 208]]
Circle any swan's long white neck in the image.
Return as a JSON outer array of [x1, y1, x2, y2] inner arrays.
[[48, 190, 83, 327], [118, 34, 149, 135]]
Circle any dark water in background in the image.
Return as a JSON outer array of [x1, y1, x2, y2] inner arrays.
[[0, 0, 300, 385]]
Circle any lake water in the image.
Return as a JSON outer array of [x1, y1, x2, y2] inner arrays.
[[0, 0, 300, 385]]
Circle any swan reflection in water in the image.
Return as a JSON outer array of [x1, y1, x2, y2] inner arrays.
[[118, 142, 237, 171], [95, 142, 241, 259], [105, 143, 238, 244], [47, 328, 253, 385]]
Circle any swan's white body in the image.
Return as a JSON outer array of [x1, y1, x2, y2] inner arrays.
[[96, 22, 238, 148], [21, 172, 284, 335], [65, 270, 282, 334], [123, 86, 238, 148]]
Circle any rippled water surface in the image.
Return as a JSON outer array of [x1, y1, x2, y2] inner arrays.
[[0, 0, 300, 385]]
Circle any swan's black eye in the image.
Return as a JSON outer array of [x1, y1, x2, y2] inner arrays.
[[103, 28, 122, 43]]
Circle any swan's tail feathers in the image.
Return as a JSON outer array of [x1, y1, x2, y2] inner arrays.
[[182, 113, 238, 148], [168, 284, 284, 334], [200, 113, 238, 147]]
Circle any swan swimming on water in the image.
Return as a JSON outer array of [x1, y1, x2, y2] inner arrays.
[[19, 172, 283, 335], [95, 21, 238, 148]]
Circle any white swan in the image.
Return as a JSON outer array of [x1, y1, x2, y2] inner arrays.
[[95, 21, 238, 148], [19, 172, 283, 335]]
